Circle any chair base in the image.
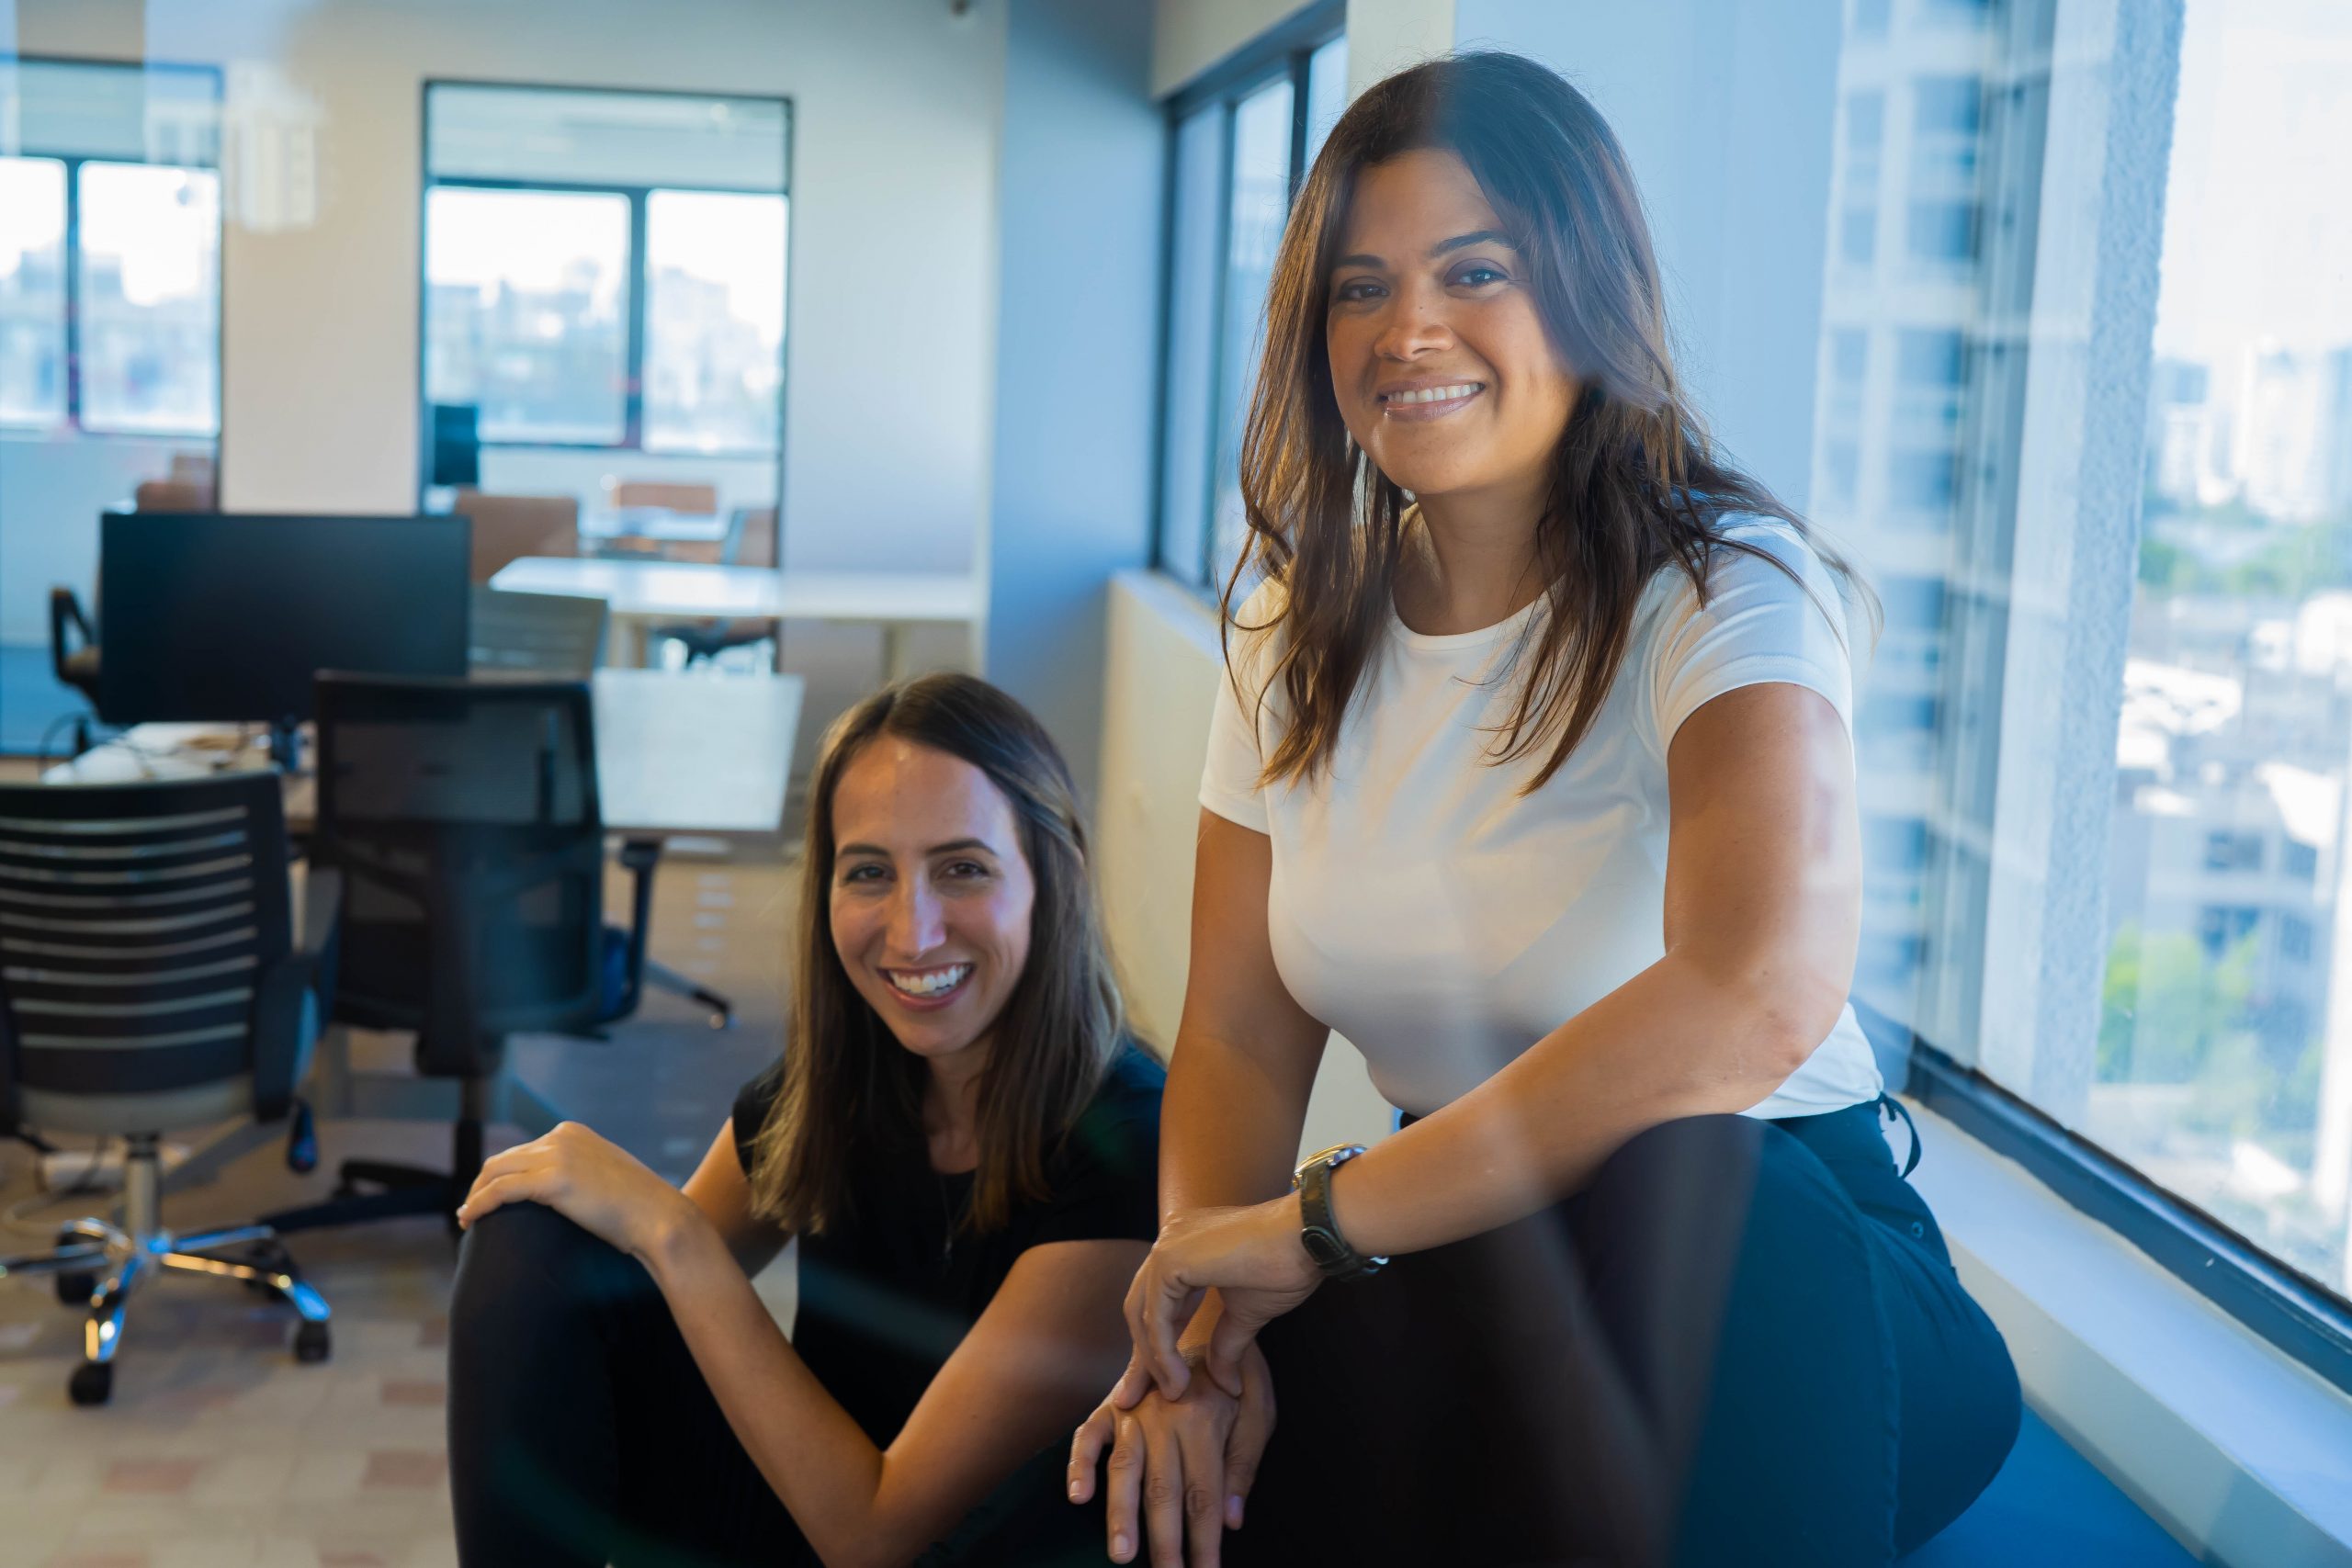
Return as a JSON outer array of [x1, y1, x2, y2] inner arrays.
[[0, 1199, 332, 1406], [261, 1110, 484, 1236]]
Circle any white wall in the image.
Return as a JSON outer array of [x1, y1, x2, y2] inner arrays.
[[987, 0, 1162, 812]]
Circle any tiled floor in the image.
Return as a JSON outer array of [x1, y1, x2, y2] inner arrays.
[[0, 850, 798, 1568]]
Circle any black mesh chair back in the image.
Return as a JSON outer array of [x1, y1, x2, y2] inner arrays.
[[0, 773, 300, 1135], [468, 586, 607, 678], [313, 673, 607, 1074]]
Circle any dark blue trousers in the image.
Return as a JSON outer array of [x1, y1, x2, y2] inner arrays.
[[1232, 1101, 2022, 1567]]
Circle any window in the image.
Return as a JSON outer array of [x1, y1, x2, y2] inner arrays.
[[1815, 0, 2352, 1360], [0, 62, 222, 437], [1156, 11, 1347, 591], [420, 83, 789, 466]]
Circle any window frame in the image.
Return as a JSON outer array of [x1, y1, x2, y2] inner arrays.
[[414, 77, 794, 475], [1149, 3, 1344, 592], [0, 54, 225, 444]]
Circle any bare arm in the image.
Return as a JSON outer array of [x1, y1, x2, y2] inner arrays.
[[1161, 808, 1334, 1330], [681, 1117, 788, 1276], [1319, 682, 1861, 1257], [649, 1214, 1147, 1568]]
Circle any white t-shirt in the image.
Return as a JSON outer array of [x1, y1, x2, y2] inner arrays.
[[1197, 514, 1884, 1121]]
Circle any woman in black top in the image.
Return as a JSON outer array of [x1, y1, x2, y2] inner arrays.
[[446, 672, 1165, 1567]]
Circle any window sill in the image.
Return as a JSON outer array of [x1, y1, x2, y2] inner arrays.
[[1903, 1096, 2352, 1565]]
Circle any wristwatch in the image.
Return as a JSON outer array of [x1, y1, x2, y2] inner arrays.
[[1291, 1144, 1387, 1281]]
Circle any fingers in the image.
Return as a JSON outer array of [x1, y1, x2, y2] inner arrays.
[[1139, 1405, 1188, 1568], [453, 1169, 539, 1229], [1110, 1350, 1151, 1411], [1224, 1357, 1277, 1533], [1126, 1267, 1203, 1403], [1173, 1395, 1234, 1568], [1067, 1402, 1114, 1506], [1204, 1309, 1259, 1402], [1104, 1407, 1145, 1564]]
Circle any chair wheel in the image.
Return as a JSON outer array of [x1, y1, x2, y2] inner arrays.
[[68, 1361, 112, 1406], [294, 1320, 331, 1363], [56, 1271, 96, 1305]]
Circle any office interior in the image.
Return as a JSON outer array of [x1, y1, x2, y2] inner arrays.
[[0, 0, 2347, 1563]]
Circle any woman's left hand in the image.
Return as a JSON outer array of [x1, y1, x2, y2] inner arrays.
[[1119, 1195, 1321, 1406], [457, 1121, 701, 1262]]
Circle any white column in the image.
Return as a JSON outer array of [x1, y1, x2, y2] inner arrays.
[[1346, 0, 1454, 97]]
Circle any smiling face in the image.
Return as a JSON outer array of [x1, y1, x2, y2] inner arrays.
[[1325, 148, 1579, 506], [827, 737, 1035, 1068]]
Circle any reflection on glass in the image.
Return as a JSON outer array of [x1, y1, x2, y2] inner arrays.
[[1808, 0, 2005, 1033], [1306, 35, 1350, 168], [1208, 77, 1295, 592], [2098, 0, 2352, 1292], [1160, 107, 1226, 585], [644, 189, 787, 455], [0, 158, 68, 426], [424, 186, 630, 445], [77, 162, 220, 435]]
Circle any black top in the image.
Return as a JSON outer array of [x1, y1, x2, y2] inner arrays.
[[731, 1045, 1165, 1451]]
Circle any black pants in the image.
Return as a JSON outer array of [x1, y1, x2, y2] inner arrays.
[[1230, 1100, 2022, 1568], [445, 1203, 1091, 1568]]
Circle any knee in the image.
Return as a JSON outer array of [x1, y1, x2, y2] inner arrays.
[[452, 1201, 613, 1316]]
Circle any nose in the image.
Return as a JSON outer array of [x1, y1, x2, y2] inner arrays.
[[888, 878, 946, 960], [1370, 276, 1454, 362]]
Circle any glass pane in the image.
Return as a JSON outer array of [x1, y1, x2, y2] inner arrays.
[[1208, 76, 1295, 592], [1159, 107, 1226, 584], [1305, 35, 1350, 168], [643, 189, 786, 455], [424, 186, 631, 446], [1808, 2, 2008, 1037], [0, 157, 67, 427], [2096, 0, 2352, 1293], [76, 162, 220, 435]]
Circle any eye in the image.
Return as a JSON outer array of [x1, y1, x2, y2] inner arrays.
[[941, 860, 990, 880], [1451, 263, 1508, 288], [840, 862, 885, 885], [1332, 276, 1385, 304]]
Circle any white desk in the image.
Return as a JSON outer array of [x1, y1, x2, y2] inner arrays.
[[490, 557, 982, 677], [46, 670, 803, 838]]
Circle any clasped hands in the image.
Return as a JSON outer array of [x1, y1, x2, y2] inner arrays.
[[1069, 1193, 1323, 1566]]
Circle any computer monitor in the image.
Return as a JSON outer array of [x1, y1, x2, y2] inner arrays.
[[97, 512, 473, 764]]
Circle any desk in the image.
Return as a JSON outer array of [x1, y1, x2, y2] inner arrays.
[[41, 669, 801, 1192], [46, 670, 802, 838], [490, 557, 982, 676]]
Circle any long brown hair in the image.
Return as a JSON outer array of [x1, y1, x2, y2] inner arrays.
[[1229, 51, 1879, 790], [746, 673, 1126, 1236]]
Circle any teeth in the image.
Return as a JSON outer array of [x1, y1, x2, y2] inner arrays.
[[1387, 383, 1480, 405], [887, 964, 970, 998]]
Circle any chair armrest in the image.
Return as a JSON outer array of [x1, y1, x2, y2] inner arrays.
[[248, 867, 343, 1123], [297, 866, 344, 1025], [49, 588, 94, 671]]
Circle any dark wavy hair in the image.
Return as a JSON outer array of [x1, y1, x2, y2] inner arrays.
[[746, 673, 1125, 1236], [1227, 51, 1879, 790]]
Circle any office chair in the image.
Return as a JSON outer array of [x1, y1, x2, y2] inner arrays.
[[259, 675, 677, 1237], [657, 507, 782, 668], [451, 489, 579, 583], [0, 773, 339, 1405], [469, 586, 609, 678]]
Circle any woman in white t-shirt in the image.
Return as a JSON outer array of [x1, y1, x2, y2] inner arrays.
[[1067, 51, 2020, 1567]]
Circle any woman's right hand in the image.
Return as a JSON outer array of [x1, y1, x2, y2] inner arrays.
[[1069, 1338, 1276, 1567]]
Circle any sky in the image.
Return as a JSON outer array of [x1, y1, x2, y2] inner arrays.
[[2150, 0, 2352, 367]]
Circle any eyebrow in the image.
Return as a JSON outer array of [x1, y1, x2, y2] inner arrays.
[[1333, 229, 1516, 271], [836, 838, 998, 860]]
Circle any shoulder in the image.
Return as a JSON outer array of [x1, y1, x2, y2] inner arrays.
[[1641, 513, 1849, 628], [1049, 1045, 1164, 1184]]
